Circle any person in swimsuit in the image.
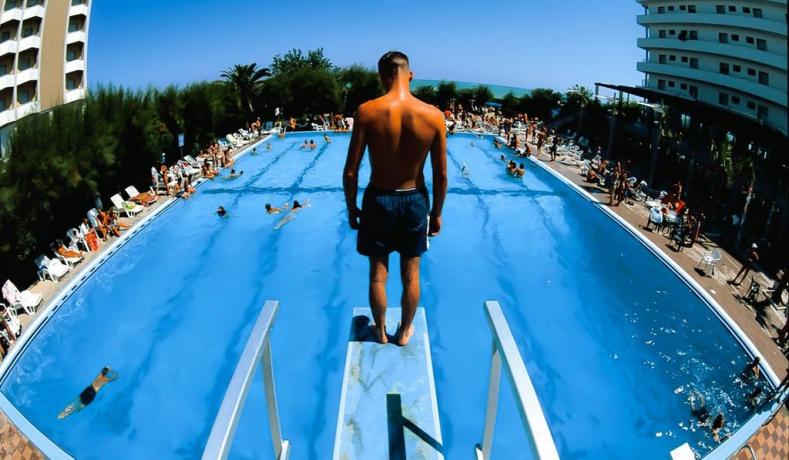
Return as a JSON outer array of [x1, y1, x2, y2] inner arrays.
[[58, 367, 118, 419], [741, 357, 761, 381], [711, 413, 725, 442], [689, 390, 710, 426], [343, 51, 447, 346], [216, 206, 227, 217]]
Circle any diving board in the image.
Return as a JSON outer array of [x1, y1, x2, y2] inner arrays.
[[333, 307, 443, 460]]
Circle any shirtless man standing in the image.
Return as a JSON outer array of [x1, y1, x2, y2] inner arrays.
[[343, 51, 447, 346]]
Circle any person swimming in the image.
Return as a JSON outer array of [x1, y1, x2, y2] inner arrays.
[[741, 357, 761, 381], [309, 140, 317, 150], [689, 390, 710, 425], [301, 140, 310, 149], [324, 134, 331, 143], [58, 367, 118, 420], [292, 200, 303, 210], [746, 387, 763, 408], [266, 143, 273, 151], [711, 413, 725, 442], [228, 169, 244, 178], [251, 147, 258, 155], [217, 206, 227, 217], [461, 162, 470, 177], [265, 203, 283, 214]]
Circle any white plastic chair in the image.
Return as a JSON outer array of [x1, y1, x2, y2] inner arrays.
[[2, 280, 43, 315], [111, 194, 143, 217], [66, 228, 89, 252], [34, 255, 69, 282], [698, 250, 722, 275], [0, 303, 21, 338]]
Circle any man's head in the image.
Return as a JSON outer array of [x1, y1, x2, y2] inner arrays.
[[377, 51, 412, 89]]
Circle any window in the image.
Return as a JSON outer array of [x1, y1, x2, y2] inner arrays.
[[658, 79, 666, 90], [681, 56, 688, 63], [716, 5, 725, 14], [0, 63, 6, 75], [668, 81, 675, 87], [753, 8, 762, 18], [668, 5, 675, 11], [66, 49, 78, 61], [0, 31, 9, 42], [688, 5, 696, 13], [728, 5, 736, 12], [690, 58, 699, 68], [22, 26, 34, 37], [719, 93, 729, 105], [66, 77, 79, 90], [731, 34, 739, 41], [742, 7, 750, 13], [719, 62, 730, 75], [757, 105, 768, 120], [758, 71, 769, 85], [659, 30, 667, 38], [659, 54, 667, 64], [18, 88, 32, 104], [669, 29, 676, 35], [689, 85, 698, 98], [689, 30, 698, 40], [68, 21, 80, 32], [747, 101, 756, 110], [18, 56, 34, 70], [658, 6, 665, 13], [733, 64, 741, 72], [680, 5, 686, 11], [680, 83, 688, 90], [746, 36, 754, 44], [732, 96, 740, 104], [747, 68, 756, 76], [757, 39, 766, 51], [669, 55, 676, 61], [719, 33, 728, 43]]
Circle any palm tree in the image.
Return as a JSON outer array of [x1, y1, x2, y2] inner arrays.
[[221, 64, 271, 115]]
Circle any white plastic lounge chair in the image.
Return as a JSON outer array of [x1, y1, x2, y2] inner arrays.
[[66, 228, 89, 252], [184, 155, 203, 168], [125, 185, 158, 206], [54, 245, 83, 268], [34, 255, 69, 282], [2, 280, 43, 315], [0, 303, 21, 338], [111, 194, 143, 217]]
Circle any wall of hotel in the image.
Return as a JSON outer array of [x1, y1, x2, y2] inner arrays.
[[38, 0, 68, 110]]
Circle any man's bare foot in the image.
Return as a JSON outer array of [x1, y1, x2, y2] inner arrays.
[[371, 323, 388, 344], [394, 323, 414, 346]]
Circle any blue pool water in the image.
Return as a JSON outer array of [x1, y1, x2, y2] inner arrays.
[[0, 133, 768, 459]]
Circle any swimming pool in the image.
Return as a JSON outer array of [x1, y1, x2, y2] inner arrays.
[[0, 132, 773, 459]]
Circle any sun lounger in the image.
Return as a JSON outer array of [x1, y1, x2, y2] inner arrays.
[[0, 302, 21, 338], [111, 194, 143, 217], [54, 245, 83, 268], [2, 280, 43, 315], [34, 255, 69, 282], [66, 227, 89, 252], [125, 185, 158, 206]]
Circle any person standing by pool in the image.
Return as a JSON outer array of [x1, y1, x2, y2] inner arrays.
[[730, 243, 759, 286], [58, 367, 118, 419], [343, 51, 447, 346]]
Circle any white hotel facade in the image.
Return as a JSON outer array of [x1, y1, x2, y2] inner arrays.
[[636, 0, 787, 135]]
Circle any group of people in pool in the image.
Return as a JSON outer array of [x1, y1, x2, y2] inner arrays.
[[300, 134, 333, 150], [498, 155, 525, 178]]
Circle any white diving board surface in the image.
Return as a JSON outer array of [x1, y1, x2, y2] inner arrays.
[[333, 307, 444, 460]]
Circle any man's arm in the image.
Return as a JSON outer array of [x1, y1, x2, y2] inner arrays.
[[428, 113, 448, 236], [343, 108, 367, 230]]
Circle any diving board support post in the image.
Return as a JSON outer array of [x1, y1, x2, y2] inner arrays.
[[475, 301, 560, 460], [201, 300, 290, 460]]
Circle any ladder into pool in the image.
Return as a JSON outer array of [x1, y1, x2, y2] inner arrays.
[[200, 300, 560, 460]]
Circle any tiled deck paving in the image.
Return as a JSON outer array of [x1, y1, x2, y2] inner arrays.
[[0, 136, 786, 458]]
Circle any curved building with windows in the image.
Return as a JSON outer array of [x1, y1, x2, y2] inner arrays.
[[0, 0, 90, 129], [636, 0, 787, 135]]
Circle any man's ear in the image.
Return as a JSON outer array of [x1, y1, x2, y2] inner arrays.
[[409, 71, 414, 82]]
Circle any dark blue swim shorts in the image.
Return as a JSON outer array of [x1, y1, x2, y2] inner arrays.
[[357, 186, 430, 257]]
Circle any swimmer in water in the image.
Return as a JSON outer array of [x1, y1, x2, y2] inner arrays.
[[58, 367, 118, 420], [266, 143, 273, 151], [301, 140, 310, 149], [741, 357, 760, 381], [251, 147, 258, 155], [324, 134, 332, 143], [228, 169, 244, 178], [689, 390, 710, 425], [217, 206, 227, 217], [461, 162, 470, 177], [711, 413, 725, 443], [265, 203, 283, 214], [746, 387, 763, 408]]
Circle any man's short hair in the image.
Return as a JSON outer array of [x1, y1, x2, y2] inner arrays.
[[378, 51, 410, 78]]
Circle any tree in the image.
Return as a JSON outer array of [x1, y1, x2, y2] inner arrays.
[[435, 81, 457, 110], [473, 85, 493, 107], [338, 65, 382, 113], [271, 48, 333, 76], [520, 88, 561, 121], [413, 85, 437, 105], [220, 63, 270, 116], [500, 92, 519, 115]]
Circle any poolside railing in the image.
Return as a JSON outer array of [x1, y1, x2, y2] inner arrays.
[[201, 300, 290, 460], [476, 301, 560, 460]]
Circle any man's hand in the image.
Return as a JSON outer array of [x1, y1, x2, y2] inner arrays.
[[429, 213, 442, 237], [348, 206, 361, 230]]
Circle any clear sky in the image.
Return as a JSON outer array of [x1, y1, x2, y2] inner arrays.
[[88, 0, 645, 93]]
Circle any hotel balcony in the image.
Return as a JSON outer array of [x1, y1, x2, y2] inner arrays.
[[17, 34, 40, 51], [69, 3, 88, 17], [16, 100, 37, 117], [22, 4, 44, 19], [64, 58, 84, 74], [15, 67, 37, 85], [0, 73, 13, 89], [637, 37, 787, 70], [0, 8, 22, 24], [64, 87, 85, 104], [0, 39, 17, 56], [66, 30, 85, 44], [637, 13, 787, 36], [637, 61, 788, 106], [0, 107, 15, 126]]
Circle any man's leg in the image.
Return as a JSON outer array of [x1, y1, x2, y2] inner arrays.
[[395, 256, 421, 346], [369, 255, 389, 344]]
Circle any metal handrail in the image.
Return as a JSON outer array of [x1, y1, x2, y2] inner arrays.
[[201, 300, 290, 460], [476, 301, 560, 460]]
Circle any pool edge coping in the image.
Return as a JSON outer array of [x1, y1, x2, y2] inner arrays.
[[508, 136, 782, 459], [0, 135, 273, 456]]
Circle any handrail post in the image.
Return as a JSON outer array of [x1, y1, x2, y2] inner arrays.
[[477, 344, 502, 460], [262, 336, 288, 459]]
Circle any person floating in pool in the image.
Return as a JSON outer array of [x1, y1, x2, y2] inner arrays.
[[266, 143, 273, 151], [251, 147, 258, 155], [711, 413, 725, 443], [494, 139, 502, 149], [300, 140, 310, 149], [342, 51, 447, 346], [461, 162, 470, 177], [689, 390, 710, 426], [216, 206, 227, 217], [265, 203, 282, 214], [324, 134, 332, 143], [227, 169, 244, 179], [58, 367, 118, 420], [741, 357, 761, 381], [745, 387, 763, 408]]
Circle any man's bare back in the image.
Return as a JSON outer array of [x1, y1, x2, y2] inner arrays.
[[343, 51, 448, 346]]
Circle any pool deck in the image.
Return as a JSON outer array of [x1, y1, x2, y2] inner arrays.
[[0, 132, 786, 458]]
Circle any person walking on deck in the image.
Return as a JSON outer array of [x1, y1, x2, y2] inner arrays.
[[730, 243, 759, 286], [343, 51, 448, 346]]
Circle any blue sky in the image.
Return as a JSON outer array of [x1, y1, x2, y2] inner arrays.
[[88, 0, 645, 93]]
